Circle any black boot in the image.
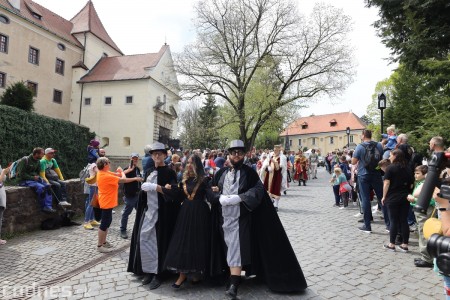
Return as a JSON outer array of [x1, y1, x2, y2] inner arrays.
[[226, 275, 241, 299], [303, 180, 306, 186], [141, 273, 154, 285]]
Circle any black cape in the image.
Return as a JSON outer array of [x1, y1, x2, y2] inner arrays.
[[210, 164, 307, 292], [127, 166, 179, 275]]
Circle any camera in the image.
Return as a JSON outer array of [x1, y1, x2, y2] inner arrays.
[[414, 152, 450, 214], [418, 152, 450, 275]]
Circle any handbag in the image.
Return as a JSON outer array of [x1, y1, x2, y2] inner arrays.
[[423, 207, 442, 239], [339, 182, 352, 194], [90, 193, 100, 208], [45, 168, 59, 181]]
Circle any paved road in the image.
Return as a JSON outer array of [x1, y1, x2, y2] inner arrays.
[[0, 167, 444, 299]]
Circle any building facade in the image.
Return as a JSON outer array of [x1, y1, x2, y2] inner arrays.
[[0, 0, 180, 156], [280, 112, 367, 155]]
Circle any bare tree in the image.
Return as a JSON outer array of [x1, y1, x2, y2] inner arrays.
[[175, 0, 355, 149]]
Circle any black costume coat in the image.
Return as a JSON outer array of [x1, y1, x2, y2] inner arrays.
[[210, 164, 307, 292], [127, 166, 179, 276]]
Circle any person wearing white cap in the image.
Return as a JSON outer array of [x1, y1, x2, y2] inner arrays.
[[210, 140, 307, 299], [128, 142, 180, 290], [40, 148, 70, 207]]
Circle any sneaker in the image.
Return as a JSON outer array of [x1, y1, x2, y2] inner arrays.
[[385, 227, 390, 233], [90, 220, 101, 226], [339, 206, 347, 210], [0, 239, 6, 245], [112, 210, 116, 214], [120, 231, 128, 239], [42, 207, 56, 213], [396, 245, 409, 253], [103, 241, 114, 248], [97, 245, 113, 253], [59, 201, 71, 207], [358, 226, 372, 233], [354, 212, 363, 217], [383, 244, 395, 251], [83, 223, 94, 230], [409, 224, 417, 232]]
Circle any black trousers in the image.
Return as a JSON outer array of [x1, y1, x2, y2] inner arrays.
[[387, 200, 410, 244]]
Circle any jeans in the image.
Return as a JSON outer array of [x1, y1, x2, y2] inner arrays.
[[333, 185, 340, 205], [120, 194, 138, 232], [407, 205, 417, 225], [48, 179, 67, 202], [20, 179, 53, 209], [84, 186, 97, 222], [357, 173, 390, 230], [444, 275, 450, 299]]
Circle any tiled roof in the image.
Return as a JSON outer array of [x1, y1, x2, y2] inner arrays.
[[70, 1, 122, 55], [280, 112, 366, 136], [0, 0, 82, 47], [79, 45, 169, 83]]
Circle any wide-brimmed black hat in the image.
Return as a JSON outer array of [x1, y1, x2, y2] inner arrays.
[[149, 142, 167, 154], [227, 140, 245, 152]]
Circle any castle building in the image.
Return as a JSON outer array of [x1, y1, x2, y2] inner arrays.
[[0, 0, 180, 156]]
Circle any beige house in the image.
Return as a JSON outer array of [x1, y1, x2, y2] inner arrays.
[[280, 112, 367, 155], [0, 0, 180, 156]]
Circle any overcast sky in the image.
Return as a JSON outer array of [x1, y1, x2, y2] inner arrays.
[[35, 0, 396, 118]]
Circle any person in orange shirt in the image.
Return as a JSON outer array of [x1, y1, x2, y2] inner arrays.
[[95, 157, 143, 253]]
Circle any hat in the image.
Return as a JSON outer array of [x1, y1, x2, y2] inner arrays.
[[45, 148, 57, 154], [228, 140, 245, 152], [149, 142, 167, 154], [90, 140, 100, 148], [130, 153, 139, 158]]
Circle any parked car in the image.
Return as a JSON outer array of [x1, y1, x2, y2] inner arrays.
[[318, 156, 325, 167]]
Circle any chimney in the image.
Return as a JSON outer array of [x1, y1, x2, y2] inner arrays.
[[8, 0, 20, 10]]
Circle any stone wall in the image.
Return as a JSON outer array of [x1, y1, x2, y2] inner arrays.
[[2, 179, 87, 235]]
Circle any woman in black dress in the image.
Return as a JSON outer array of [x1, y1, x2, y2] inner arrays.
[[163, 154, 212, 288]]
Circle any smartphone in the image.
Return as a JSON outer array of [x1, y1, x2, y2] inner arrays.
[[130, 159, 134, 168]]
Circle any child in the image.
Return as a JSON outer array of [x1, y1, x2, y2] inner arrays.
[[334, 167, 351, 209], [382, 125, 397, 159]]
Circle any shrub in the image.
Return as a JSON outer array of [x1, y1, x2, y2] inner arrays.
[[0, 105, 94, 178], [0, 81, 35, 112]]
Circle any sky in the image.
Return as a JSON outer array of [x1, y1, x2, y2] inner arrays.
[[34, 0, 396, 118]]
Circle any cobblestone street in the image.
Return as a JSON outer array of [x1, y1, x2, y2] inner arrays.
[[0, 167, 443, 299]]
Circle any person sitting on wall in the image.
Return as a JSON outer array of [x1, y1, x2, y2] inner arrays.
[[17, 148, 55, 213], [40, 148, 71, 207]]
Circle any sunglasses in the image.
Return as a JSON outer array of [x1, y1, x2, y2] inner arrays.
[[230, 150, 244, 156]]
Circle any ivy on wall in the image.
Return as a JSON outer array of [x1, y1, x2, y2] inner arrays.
[[0, 105, 94, 178]]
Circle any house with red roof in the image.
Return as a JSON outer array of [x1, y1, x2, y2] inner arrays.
[[0, 0, 180, 156], [280, 112, 366, 154]]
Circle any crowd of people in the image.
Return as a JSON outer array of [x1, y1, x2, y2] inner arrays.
[[82, 139, 308, 299], [1, 129, 449, 297]]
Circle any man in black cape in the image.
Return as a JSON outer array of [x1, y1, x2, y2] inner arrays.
[[210, 140, 307, 299], [127, 142, 179, 290]]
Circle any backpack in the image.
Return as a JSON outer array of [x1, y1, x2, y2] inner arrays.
[[340, 163, 351, 180], [79, 164, 90, 185], [361, 142, 381, 172], [8, 156, 29, 180]]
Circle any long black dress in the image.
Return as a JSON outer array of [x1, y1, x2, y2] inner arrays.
[[163, 177, 211, 274]]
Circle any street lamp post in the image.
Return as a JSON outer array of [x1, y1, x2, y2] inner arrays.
[[346, 127, 350, 148], [285, 128, 290, 151], [378, 93, 387, 136]]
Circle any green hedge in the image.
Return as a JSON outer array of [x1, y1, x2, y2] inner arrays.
[[0, 105, 94, 179]]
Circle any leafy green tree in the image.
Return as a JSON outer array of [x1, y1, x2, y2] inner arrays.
[[365, 0, 450, 69], [197, 95, 220, 149], [176, 0, 354, 149], [0, 81, 35, 111]]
